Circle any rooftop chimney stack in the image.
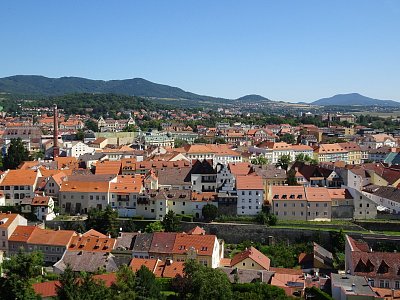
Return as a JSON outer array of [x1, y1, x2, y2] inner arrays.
[[53, 104, 59, 159]]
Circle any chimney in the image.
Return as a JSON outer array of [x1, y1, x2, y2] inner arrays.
[[53, 104, 60, 159]]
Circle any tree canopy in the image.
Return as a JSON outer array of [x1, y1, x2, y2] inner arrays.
[[3, 138, 31, 169], [162, 210, 181, 232], [202, 204, 218, 222]]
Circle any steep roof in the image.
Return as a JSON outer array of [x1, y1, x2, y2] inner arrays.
[[0, 213, 19, 229], [28, 228, 76, 246], [8, 225, 36, 242], [60, 180, 110, 193], [172, 233, 216, 256], [54, 251, 118, 273], [231, 247, 271, 270], [0, 170, 38, 186], [236, 175, 263, 190], [149, 232, 177, 254], [68, 236, 116, 252], [304, 187, 332, 202], [95, 161, 121, 175], [228, 162, 251, 176]]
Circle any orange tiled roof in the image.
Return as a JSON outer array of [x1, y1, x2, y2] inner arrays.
[[172, 233, 216, 256], [236, 174, 263, 190], [95, 161, 121, 175], [60, 181, 110, 193], [0, 169, 38, 186], [110, 175, 143, 194], [31, 196, 51, 206], [8, 225, 36, 242], [0, 213, 19, 229], [228, 162, 251, 176], [82, 229, 107, 238], [130, 258, 159, 273], [28, 228, 76, 246], [304, 187, 332, 202], [231, 246, 271, 270], [68, 235, 116, 252]]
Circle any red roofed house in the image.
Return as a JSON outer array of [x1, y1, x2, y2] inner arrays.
[[270, 186, 332, 221], [172, 232, 223, 268], [0, 213, 27, 254], [236, 174, 264, 215], [8, 226, 76, 263], [230, 246, 271, 270], [0, 169, 40, 206], [345, 235, 400, 290]]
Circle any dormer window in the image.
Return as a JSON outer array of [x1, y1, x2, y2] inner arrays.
[[377, 260, 390, 274], [282, 194, 287, 199], [273, 194, 279, 199], [297, 195, 303, 199], [289, 194, 295, 199]]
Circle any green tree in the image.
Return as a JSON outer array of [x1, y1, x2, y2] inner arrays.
[[232, 283, 291, 300], [202, 204, 218, 222], [279, 133, 295, 144], [286, 169, 298, 186], [86, 205, 119, 237], [135, 265, 161, 299], [3, 138, 31, 169], [110, 265, 137, 300], [194, 137, 208, 144], [145, 221, 165, 233], [162, 210, 181, 232], [214, 137, 227, 144], [0, 251, 43, 300], [75, 129, 85, 141], [295, 153, 311, 163], [179, 260, 233, 300], [251, 156, 269, 165], [56, 266, 80, 300], [85, 119, 99, 132], [56, 266, 110, 300], [174, 138, 189, 148], [123, 124, 137, 132], [277, 154, 291, 171]]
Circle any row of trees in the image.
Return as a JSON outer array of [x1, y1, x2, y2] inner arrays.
[[0, 251, 294, 300]]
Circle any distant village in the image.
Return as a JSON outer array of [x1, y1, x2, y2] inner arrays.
[[1, 103, 400, 299]]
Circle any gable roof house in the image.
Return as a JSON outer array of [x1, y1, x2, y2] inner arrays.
[[345, 235, 400, 290], [0, 169, 40, 206], [0, 213, 27, 254]]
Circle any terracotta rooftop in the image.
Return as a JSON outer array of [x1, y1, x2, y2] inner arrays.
[[231, 246, 271, 270], [172, 233, 216, 256], [68, 236, 116, 252], [0, 169, 38, 186], [0, 213, 19, 229], [236, 174, 263, 190]]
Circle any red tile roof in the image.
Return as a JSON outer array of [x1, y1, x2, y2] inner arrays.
[[172, 233, 216, 256], [68, 236, 116, 252], [230, 247, 271, 270]]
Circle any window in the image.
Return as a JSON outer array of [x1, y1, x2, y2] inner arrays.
[[284, 203, 287, 207], [379, 280, 385, 288], [284, 212, 287, 216], [275, 203, 278, 207], [1, 231, 5, 236], [324, 203, 327, 207], [360, 203, 362, 208]]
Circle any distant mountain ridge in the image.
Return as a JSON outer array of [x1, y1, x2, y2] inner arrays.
[[311, 93, 400, 107], [0, 75, 229, 102]]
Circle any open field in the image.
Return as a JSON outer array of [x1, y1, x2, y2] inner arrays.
[[353, 111, 400, 118]]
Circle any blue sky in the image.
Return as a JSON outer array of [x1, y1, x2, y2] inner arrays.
[[1, 1, 399, 102]]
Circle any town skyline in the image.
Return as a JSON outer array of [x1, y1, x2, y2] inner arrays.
[[1, 1, 400, 102]]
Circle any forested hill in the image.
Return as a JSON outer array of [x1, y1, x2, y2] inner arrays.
[[1, 93, 167, 117], [0, 75, 228, 102]]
